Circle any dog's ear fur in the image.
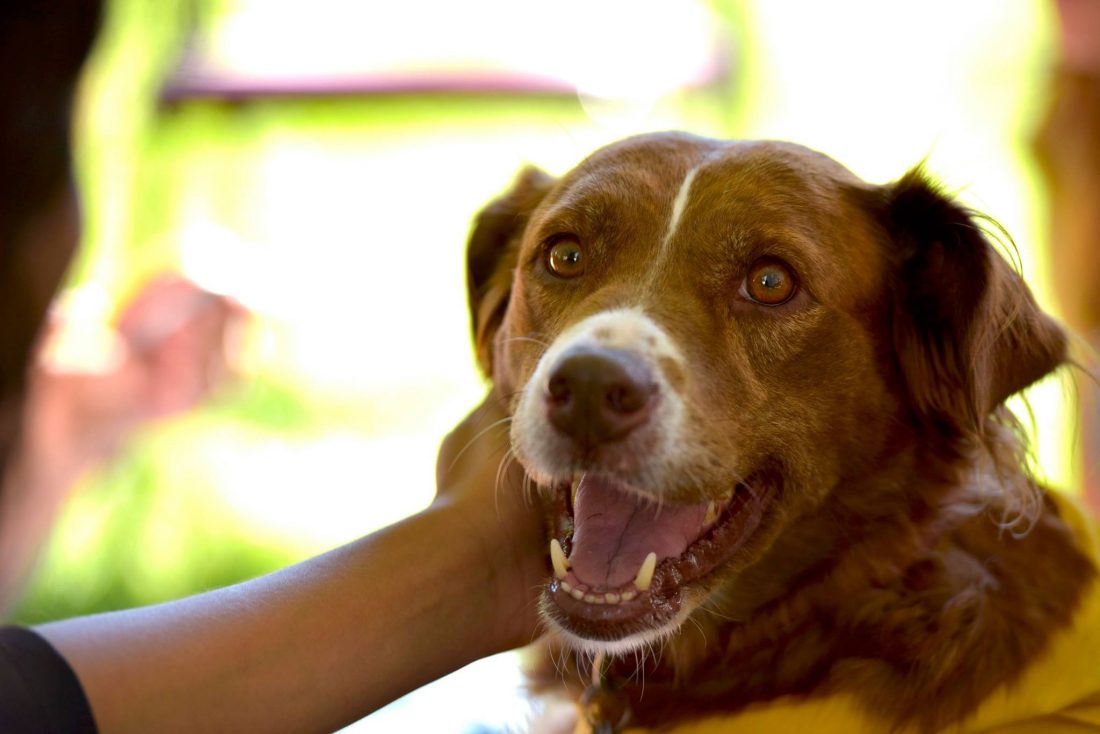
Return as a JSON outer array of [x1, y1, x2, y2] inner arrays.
[[467, 166, 556, 377], [880, 168, 1066, 439]]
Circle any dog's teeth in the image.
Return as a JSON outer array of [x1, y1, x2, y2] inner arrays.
[[633, 552, 657, 591], [561, 581, 573, 593], [704, 501, 718, 525], [605, 592, 620, 604], [550, 539, 569, 579], [620, 590, 636, 602], [570, 587, 585, 600], [584, 593, 604, 604], [571, 474, 582, 507]]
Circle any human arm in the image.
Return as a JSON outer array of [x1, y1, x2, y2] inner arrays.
[[36, 393, 546, 734]]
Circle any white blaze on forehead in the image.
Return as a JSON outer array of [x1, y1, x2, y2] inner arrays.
[[661, 165, 701, 250]]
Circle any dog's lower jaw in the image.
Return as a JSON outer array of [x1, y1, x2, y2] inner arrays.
[[544, 602, 696, 659]]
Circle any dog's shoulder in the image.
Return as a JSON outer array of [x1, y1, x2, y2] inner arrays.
[[822, 487, 1100, 732], [733, 492, 1099, 734]]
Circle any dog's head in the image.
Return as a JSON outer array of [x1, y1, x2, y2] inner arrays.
[[466, 132, 1066, 654]]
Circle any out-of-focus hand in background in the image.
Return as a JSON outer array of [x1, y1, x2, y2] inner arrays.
[[34, 276, 244, 469]]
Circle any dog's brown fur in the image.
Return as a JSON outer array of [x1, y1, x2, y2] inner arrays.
[[465, 133, 1095, 732]]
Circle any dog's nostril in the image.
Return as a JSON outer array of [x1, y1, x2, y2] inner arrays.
[[547, 375, 572, 405], [544, 346, 656, 446], [606, 384, 649, 414]]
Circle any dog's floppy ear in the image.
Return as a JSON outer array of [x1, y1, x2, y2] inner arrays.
[[467, 166, 556, 377], [881, 168, 1066, 438]]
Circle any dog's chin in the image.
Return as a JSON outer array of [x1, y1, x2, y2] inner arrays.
[[537, 471, 778, 652], [547, 605, 696, 658]]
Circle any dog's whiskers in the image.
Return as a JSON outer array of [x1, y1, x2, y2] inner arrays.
[[445, 416, 513, 474], [686, 614, 707, 646], [697, 603, 738, 624], [493, 447, 521, 517], [499, 334, 552, 350]]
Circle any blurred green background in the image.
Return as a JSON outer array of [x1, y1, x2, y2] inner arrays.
[[9, 0, 1071, 727]]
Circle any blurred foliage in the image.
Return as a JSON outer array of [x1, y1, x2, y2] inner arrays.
[[12, 365, 356, 623], [12, 417, 295, 624]]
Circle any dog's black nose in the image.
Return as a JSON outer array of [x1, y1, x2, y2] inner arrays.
[[545, 346, 656, 447]]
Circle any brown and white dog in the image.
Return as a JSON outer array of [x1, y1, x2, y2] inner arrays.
[[464, 132, 1098, 733]]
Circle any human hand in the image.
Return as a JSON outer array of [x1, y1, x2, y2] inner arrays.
[[434, 392, 547, 650], [25, 275, 245, 476]]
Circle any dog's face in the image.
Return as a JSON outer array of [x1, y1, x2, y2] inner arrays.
[[466, 132, 1065, 654]]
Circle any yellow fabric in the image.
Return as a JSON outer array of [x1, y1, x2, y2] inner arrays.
[[574, 493, 1100, 734]]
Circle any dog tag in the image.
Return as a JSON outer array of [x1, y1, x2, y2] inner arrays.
[[581, 683, 631, 734]]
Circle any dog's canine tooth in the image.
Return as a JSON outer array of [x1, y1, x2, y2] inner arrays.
[[570, 473, 582, 507], [634, 552, 658, 591], [704, 501, 718, 525], [550, 539, 570, 579]]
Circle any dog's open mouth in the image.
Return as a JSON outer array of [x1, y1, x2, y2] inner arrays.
[[543, 473, 775, 642]]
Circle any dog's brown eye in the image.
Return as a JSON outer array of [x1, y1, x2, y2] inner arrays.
[[546, 237, 585, 279], [745, 259, 796, 305]]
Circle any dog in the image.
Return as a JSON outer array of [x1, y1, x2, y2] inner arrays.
[[464, 132, 1100, 733]]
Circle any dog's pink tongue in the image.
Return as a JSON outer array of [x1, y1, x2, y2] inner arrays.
[[570, 475, 708, 589]]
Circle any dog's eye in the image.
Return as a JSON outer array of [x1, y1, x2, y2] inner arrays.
[[546, 237, 585, 279], [744, 259, 796, 305]]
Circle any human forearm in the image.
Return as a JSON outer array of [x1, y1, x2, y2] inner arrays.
[[38, 496, 539, 734]]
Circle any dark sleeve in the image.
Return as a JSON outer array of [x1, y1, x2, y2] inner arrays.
[[0, 626, 97, 734]]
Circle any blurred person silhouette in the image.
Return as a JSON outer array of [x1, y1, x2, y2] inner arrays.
[[0, 3, 544, 733]]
